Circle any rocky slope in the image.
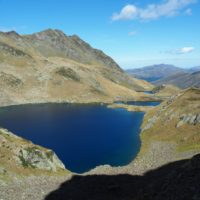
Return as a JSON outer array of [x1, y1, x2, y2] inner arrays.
[[85, 88, 200, 176], [151, 84, 181, 99], [141, 88, 200, 152], [1, 84, 200, 200], [0, 29, 152, 107], [0, 128, 68, 183], [1, 153, 200, 200], [154, 71, 200, 89]]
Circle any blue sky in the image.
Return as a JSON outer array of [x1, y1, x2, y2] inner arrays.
[[0, 0, 199, 69]]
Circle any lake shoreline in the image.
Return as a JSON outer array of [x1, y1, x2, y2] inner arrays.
[[2, 140, 199, 200], [0, 92, 163, 109], [107, 103, 154, 112], [0, 99, 162, 175], [0, 102, 146, 173], [1, 99, 199, 200], [0, 100, 162, 174]]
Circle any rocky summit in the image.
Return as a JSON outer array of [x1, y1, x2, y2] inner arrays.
[[0, 29, 152, 107]]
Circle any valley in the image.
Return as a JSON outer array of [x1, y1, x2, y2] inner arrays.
[[0, 29, 200, 200], [1, 0, 200, 198]]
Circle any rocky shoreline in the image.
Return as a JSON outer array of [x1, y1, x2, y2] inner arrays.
[[86, 140, 200, 175], [1, 93, 200, 200], [107, 103, 154, 112], [1, 140, 199, 200]]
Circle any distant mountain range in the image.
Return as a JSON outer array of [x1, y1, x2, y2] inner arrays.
[[126, 64, 185, 82], [126, 64, 200, 89], [188, 66, 200, 73], [154, 71, 200, 89]]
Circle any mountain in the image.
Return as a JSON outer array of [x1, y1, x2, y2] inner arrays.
[[127, 63, 200, 88], [0, 29, 152, 107], [24, 29, 122, 71], [152, 84, 180, 98], [187, 66, 200, 73], [154, 71, 200, 89], [126, 64, 184, 82]]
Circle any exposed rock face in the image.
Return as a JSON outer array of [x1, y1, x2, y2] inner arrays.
[[142, 116, 158, 131], [141, 88, 200, 153], [151, 84, 181, 99], [0, 128, 66, 175], [55, 67, 80, 82], [0, 41, 31, 58], [0, 72, 23, 88], [176, 114, 200, 128], [152, 84, 166, 93], [25, 29, 122, 71], [18, 147, 65, 172]]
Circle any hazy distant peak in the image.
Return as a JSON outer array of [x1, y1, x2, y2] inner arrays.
[[188, 66, 200, 73], [126, 64, 184, 82], [154, 71, 200, 89]]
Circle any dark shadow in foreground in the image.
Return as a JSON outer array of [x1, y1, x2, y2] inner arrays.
[[45, 154, 200, 200]]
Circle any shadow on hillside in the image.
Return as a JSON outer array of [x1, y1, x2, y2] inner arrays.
[[45, 154, 200, 200]]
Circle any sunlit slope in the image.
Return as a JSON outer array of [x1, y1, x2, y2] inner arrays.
[[0, 29, 153, 106]]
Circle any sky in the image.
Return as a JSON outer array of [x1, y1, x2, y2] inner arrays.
[[0, 0, 199, 69]]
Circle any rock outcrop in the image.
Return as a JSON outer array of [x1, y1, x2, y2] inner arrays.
[[18, 147, 65, 172], [141, 88, 200, 153], [142, 116, 158, 131], [0, 128, 66, 177], [176, 113, 200, 128]]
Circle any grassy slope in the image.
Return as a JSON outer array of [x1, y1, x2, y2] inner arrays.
[[0, 30, 153, 107], [153, 84, 181, 99], [140, 88, 200, 156]]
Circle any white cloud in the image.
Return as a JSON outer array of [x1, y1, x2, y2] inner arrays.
[[185, 8, 192, 15], [128, 31, 137, 36], [112, 5, 138, 21], [180, 46, 194, 53], [112, 0, 197, 21], [165, 46, 195, 54]]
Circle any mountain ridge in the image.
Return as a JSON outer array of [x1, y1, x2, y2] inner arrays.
[[23, 29, 122, 71], [154, 71, 200, 89], [0, 29, 152, 107], [126, 64, 185, 82]]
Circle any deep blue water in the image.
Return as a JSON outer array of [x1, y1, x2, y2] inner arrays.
[[143, 91, 153, 94], [0, 103, 148, 173], [115, 101, 160, 106], [141, 77, 162, 82]]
